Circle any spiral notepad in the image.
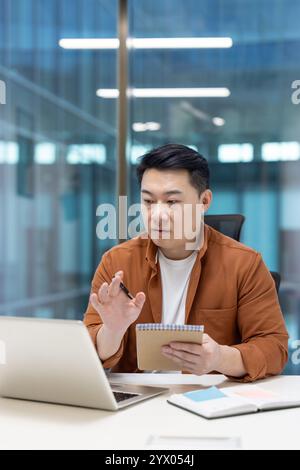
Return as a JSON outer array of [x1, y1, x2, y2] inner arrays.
[[136, 323, 204, 371]]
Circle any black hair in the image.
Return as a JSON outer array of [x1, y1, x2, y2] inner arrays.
[[136, 143, 210, 195]]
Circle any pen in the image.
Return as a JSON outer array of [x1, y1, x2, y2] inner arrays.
[[119, 282, 134, 300], [112, 274, 134, 299]]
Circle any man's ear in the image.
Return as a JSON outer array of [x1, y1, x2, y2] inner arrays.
[[201, 190, 213, 212]]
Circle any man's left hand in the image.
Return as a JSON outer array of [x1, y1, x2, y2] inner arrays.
[[161, 333, 222, 375]]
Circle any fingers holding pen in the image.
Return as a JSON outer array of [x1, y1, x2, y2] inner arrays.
[[109, 270, 124, 297]]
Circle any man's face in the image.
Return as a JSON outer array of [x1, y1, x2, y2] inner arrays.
[[140, 168, 212, 250]]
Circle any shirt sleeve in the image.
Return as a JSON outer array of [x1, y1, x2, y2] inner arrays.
[[83, 250, 127, 369], [227, 252, 289, 382]]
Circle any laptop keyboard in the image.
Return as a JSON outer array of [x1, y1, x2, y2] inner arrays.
[[113, 391, 139, 402]]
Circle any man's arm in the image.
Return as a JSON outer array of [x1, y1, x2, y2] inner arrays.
[[228, 252, 289, 382], [217, 345, 246, 377], [96, 325, 127, 362], [162, 252, 288, 381], [84, 251, 146, 369]]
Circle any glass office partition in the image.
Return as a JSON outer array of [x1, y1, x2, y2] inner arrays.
[[0, 0, 118, 319], [1, 0, 300, 374], [127, 0, 300, 373]]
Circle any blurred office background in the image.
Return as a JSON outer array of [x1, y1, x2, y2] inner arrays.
[[0, 0, 299, 373]]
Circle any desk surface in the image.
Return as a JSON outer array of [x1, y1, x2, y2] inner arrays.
[[0, 374, 299, 450]]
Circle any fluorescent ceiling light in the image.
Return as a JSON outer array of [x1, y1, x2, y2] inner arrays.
[[133, 88, 231, 98], [212, 117, 225, 126], [0, 141, 19, 164], [59, 37, 233, 50], [132, 122, 161, 132], [218, 144, 253, 163], [132, 122, 147, 132], [35, 143, 56, 164], [97, 88, 230, 98], [59, 38, 119, 49], [131, 145, 152, 164], [97, 89, 120, 98], [262, 142, 300, 161], [146, 121, 161, 131], [129, 37, 233, 49], [67, 144, 106, 164]]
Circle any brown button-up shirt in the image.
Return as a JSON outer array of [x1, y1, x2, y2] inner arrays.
[[83, 224, 289, 382]]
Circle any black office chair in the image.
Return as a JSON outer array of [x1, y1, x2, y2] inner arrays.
[[205, 214, 281, 293], [270, 271, 281, 293], [204, 214, 245, 242]]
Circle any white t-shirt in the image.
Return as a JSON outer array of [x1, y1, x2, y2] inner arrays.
[[146, 249, 198, 374], [158, 249, 198, 325]]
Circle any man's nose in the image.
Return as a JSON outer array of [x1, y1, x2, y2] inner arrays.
[[151, 203, 170, 223]]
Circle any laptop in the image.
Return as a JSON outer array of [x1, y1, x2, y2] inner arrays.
[[0, 316, 167, 410]]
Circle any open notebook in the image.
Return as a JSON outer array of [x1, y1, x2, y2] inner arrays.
[[167, 385, 300, 419]]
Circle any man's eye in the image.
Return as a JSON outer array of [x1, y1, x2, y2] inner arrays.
[[167, 200, 179, 205], [143, 199, 154, 205]]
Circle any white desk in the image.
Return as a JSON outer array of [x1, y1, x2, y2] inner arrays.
[[0, 374, 299, 450]]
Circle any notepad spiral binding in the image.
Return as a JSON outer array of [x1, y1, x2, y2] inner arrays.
[[136, 323, 204, 332]]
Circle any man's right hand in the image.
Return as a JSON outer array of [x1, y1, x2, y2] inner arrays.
[[90, 270, 146, 335]]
